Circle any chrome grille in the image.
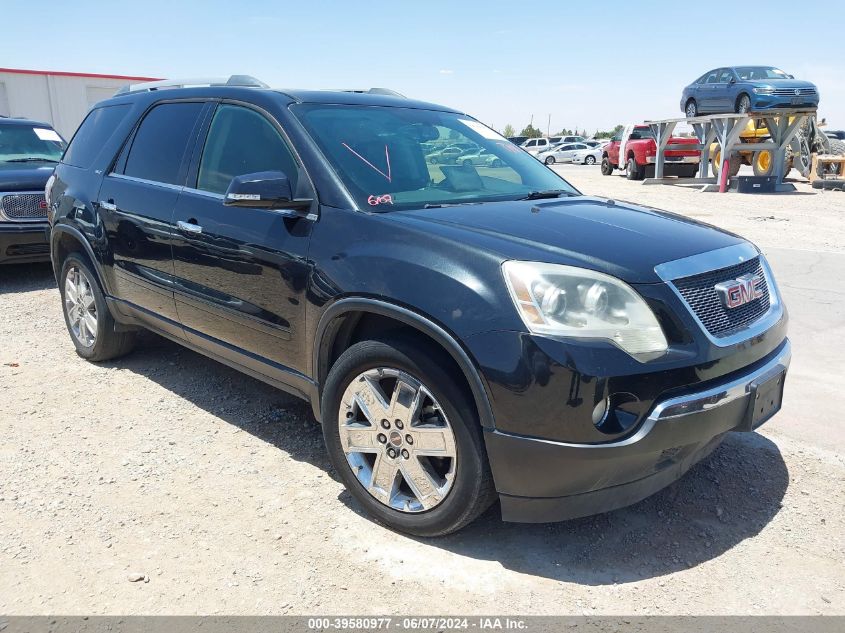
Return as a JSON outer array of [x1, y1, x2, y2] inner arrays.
[[1, 192, 48, 220], [772, 88, 816, 96], [671, 257, 771, 338]]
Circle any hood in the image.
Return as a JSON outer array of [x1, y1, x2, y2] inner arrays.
[[392, 196, 746, 284], [0, 162, 56, 191], [750, 78, 816, 89]]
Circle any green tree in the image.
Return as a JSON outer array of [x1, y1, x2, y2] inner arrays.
[[503, 124, 515, 137], [519, 124, 543, 138]]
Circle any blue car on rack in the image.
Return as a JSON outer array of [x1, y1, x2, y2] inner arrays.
[[680, 66, 819, 118]]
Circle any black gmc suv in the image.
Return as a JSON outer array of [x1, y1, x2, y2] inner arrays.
[[0, 116, 66, 264], [47, 78, 790, 536]]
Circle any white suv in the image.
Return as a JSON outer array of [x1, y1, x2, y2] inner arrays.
[[520, 137, 551, 154]]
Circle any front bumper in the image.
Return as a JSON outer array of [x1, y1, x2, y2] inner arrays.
[[484, 339, 791, 523], [750, 95, 819, 110], [0, 222, 50, 264]]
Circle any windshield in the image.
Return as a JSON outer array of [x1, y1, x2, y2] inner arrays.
[[0, 124, 66, 163], [292, 104, 577, 210], [735, 67, 789, 81]]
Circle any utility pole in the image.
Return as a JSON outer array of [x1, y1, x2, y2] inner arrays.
[[547, 114, 551, 137]]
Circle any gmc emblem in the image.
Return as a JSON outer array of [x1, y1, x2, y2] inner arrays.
[[715, 274, 764, 309]]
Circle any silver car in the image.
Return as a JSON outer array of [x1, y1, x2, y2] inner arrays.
[[537, 142, 590, 165], [569, 145, 603, 165]]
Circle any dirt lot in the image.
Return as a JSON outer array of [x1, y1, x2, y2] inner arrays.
[[1, 166, 844, 616]]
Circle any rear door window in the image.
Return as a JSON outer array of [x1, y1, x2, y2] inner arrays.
[[121, 102, 204, 186], [62, 104, 131, 168]]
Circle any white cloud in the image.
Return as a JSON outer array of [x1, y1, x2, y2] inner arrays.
[[439, 69, 454, 75]]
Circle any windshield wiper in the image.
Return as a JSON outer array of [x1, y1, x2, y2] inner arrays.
[[519, 189, 578, 200], [423, 202, 483, 209], [5, 157, 59, 163]]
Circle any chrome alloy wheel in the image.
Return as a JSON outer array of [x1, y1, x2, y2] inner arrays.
[[338, 368, 458, 513], [64, 266, 98, 347]]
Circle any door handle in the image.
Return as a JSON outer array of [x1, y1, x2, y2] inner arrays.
[[99, 199, 117, 212], [177, 219, 203, 234]]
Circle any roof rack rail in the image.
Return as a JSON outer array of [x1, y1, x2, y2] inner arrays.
[[336, 88, 406, 97], [114, 75, 268, 96]]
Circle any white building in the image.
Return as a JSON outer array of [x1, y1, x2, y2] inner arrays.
[[0, 67, 160, 139]]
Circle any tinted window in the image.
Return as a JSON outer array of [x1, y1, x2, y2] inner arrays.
[[62, 104, 130, 168], [197, 105, 298, 195], [705, 72, 719, 84], [718, 69, 733, 83], [123, 102, 204, 185]]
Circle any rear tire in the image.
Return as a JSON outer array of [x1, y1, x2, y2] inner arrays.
[[322, 337, 496, 537], [625, 157, 644, 180], [59, 254, 136, 362], [544, 156, 555, 165], [585, 155, 596, 165], [685, 99, 698, 118]]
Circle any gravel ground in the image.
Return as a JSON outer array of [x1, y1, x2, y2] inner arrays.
[[1, 167, 844, 615]]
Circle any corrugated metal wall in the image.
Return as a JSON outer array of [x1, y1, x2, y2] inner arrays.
[[0, 72, 141, 139]]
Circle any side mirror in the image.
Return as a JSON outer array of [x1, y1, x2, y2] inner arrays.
[[788, 74, 794, 79], [224, 171, 312, 212], [730, 77, 736, 84]]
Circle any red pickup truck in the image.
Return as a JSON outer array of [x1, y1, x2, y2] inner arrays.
[[601, 124, 700, 180]]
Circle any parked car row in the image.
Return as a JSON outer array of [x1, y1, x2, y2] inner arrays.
[[538, 141, 607, 165]]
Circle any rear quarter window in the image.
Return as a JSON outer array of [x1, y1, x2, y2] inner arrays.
[[62, 104, 131, 169]]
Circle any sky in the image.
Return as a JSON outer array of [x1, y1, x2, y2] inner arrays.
[[2, 0, 844, 134]]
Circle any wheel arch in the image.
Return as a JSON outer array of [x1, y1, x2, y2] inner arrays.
[[313, 297, 495, 430], [50, 224, 108, 292], [735, 92, 751, 110]]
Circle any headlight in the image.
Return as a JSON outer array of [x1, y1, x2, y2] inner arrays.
[[502, 261, 668, 358], [753, 86, 774, 94]]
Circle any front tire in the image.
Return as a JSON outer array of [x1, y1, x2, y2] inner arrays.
[[685, 99, 698, 118], [322, 338, 496, 537], [585, 155, 596, 165], [600, 157, 614, 175], [736, 94, 751, 114], [60, 254, 136, 361], [544, 156, 555, 165]]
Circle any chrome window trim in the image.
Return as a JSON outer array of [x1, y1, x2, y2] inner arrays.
[[183, 186, 224, 200], [107, 173, 184, 192], [655, 243, 783, 348], [0, 190, 49, 223]]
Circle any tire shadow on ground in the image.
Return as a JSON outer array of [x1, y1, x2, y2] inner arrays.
[[411, 432, 788, 584], [102, 330, 329, 470], [0, 261, 54, 294]]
